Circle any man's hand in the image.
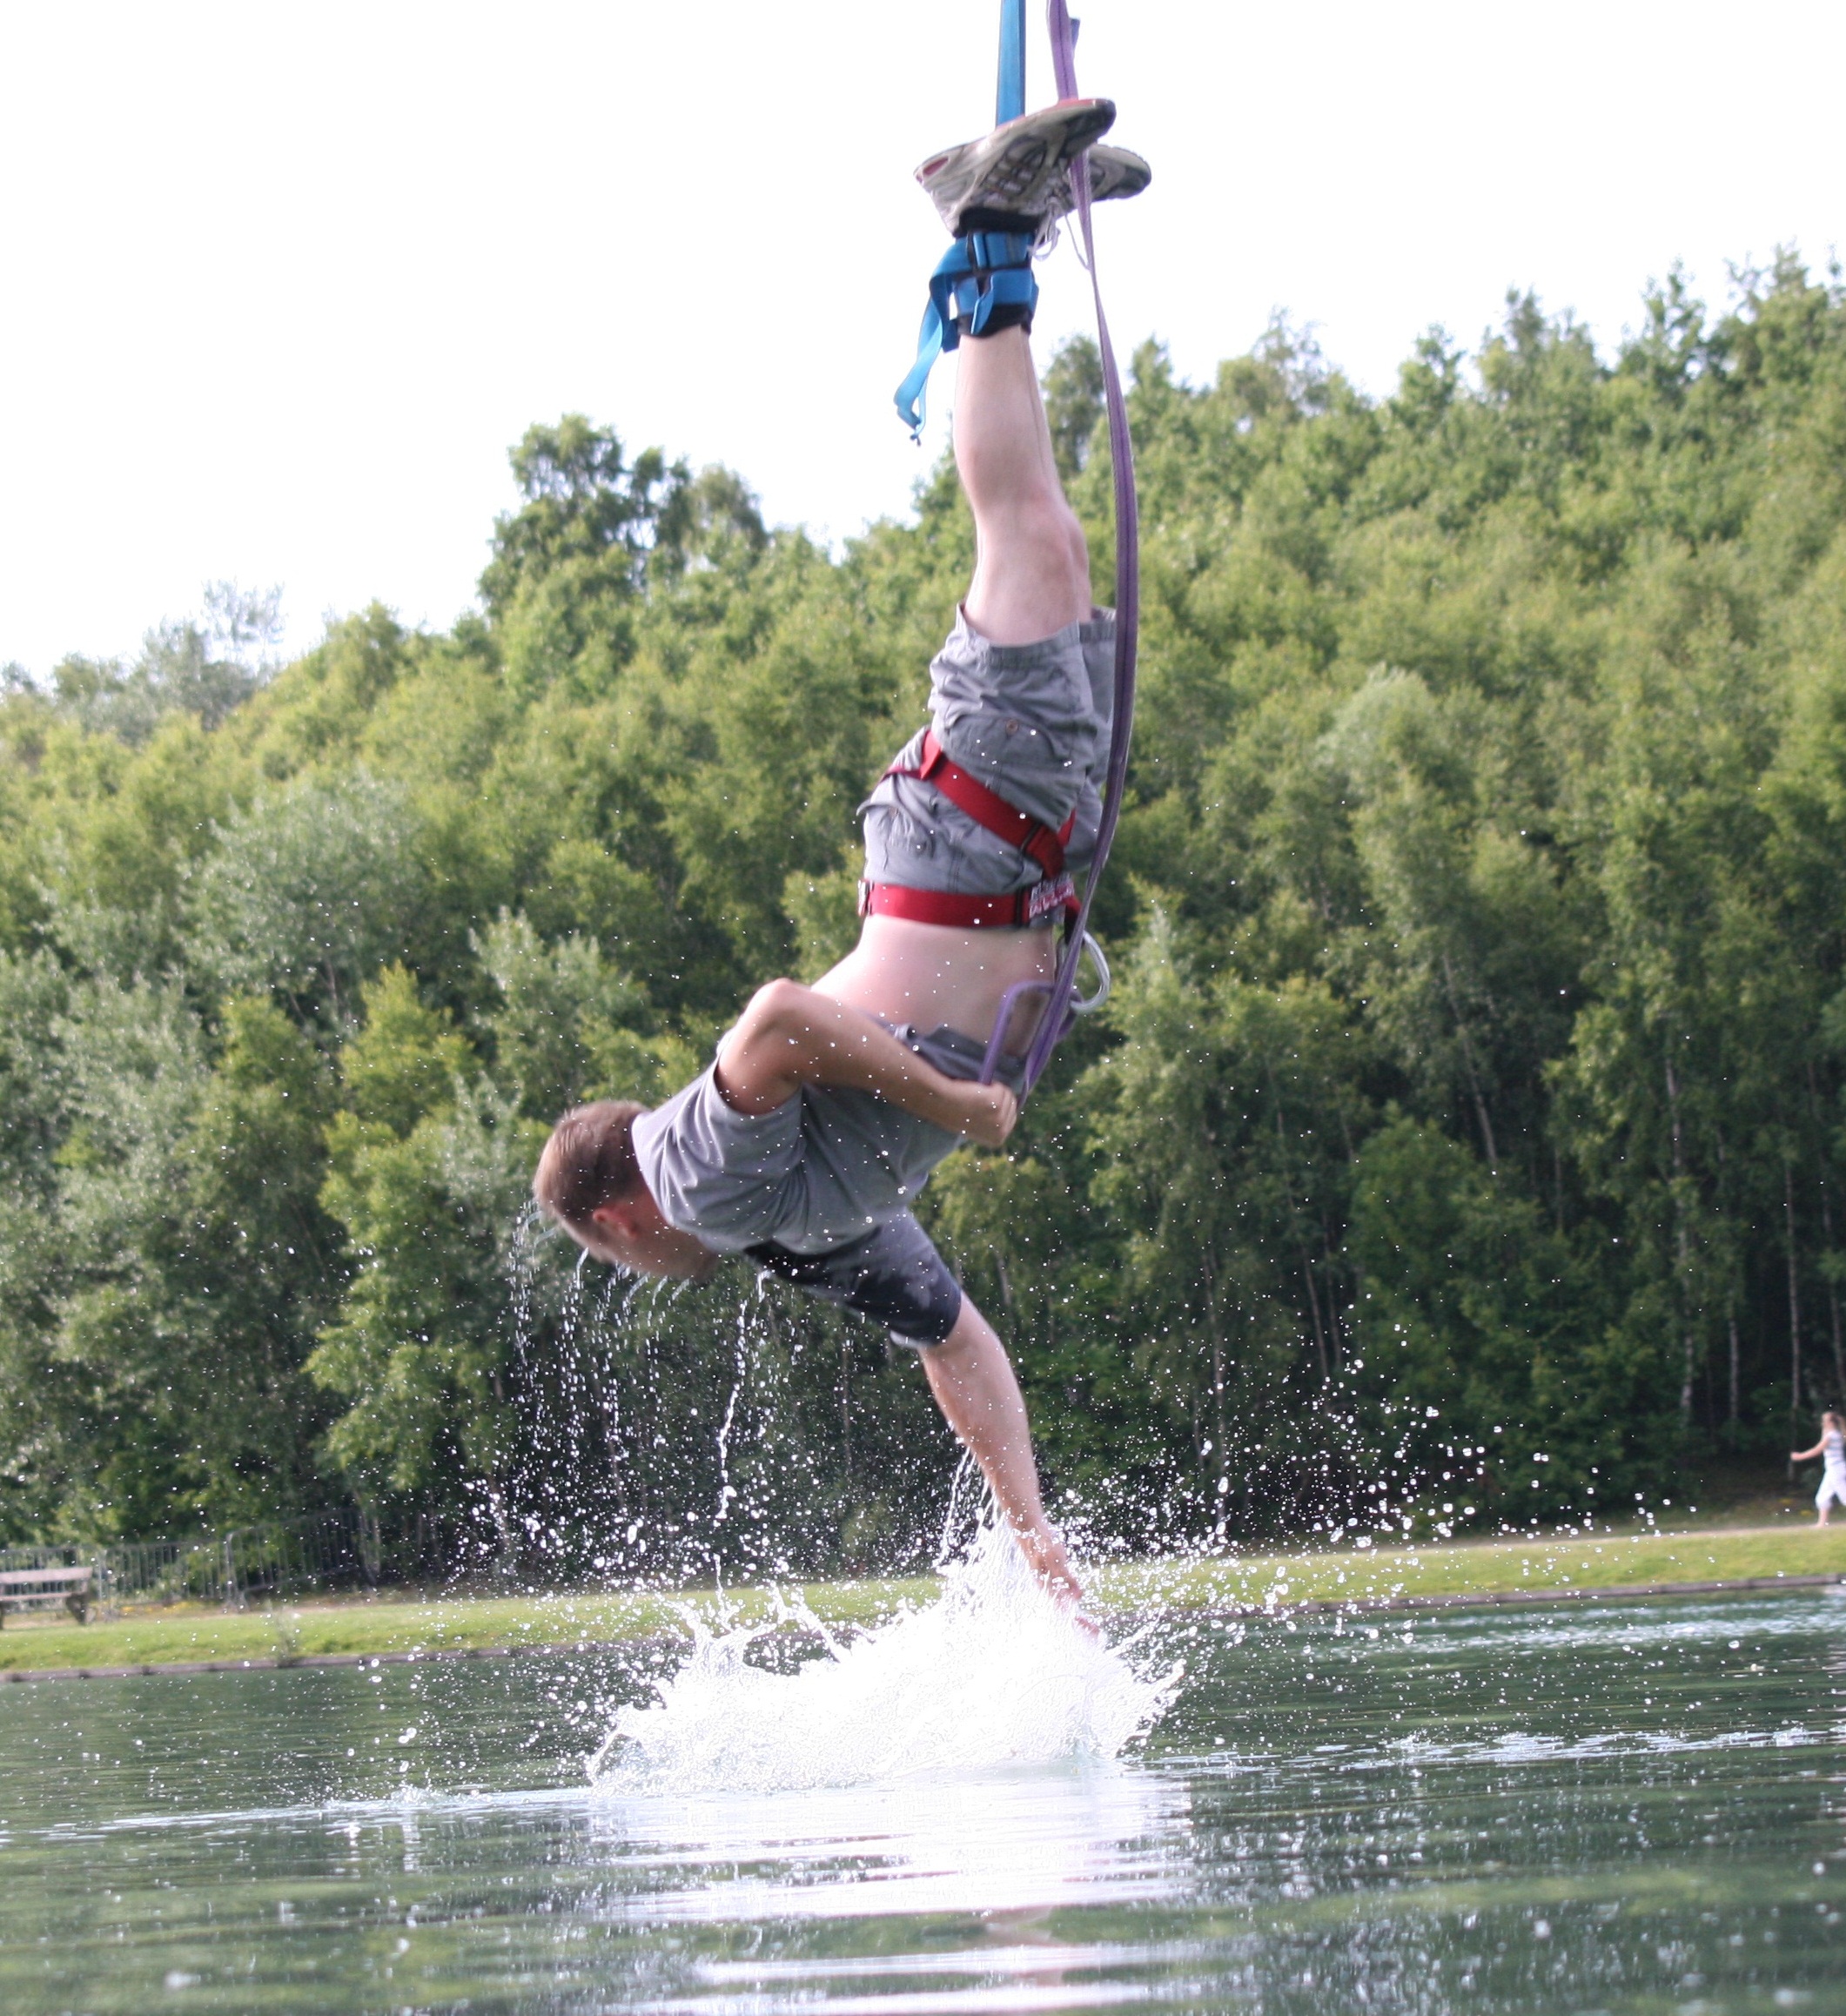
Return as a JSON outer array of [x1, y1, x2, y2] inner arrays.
[[951, 1079, 1018, 1149], [1015, 1522, 1092, 1624]]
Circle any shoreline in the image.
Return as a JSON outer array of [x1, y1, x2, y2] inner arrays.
[[4, 1565, 1841, 1684]]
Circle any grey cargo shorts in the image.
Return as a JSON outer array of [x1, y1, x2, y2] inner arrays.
[[861, 606, 1116, 911]]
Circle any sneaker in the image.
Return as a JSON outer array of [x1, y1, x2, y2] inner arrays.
[[1083, 144, 1151, 207], [1030, 143, 1152, 242], [916, 99, 1117, 234]]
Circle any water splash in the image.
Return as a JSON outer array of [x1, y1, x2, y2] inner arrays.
[[588, 1518, 1178, 1795]]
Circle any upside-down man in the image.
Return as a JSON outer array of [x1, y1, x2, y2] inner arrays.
[[534, 100, 1149, 1607]]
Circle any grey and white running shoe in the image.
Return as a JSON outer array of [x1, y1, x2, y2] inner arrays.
[[1081, 143, 1151, 208], [1028, 143, 1152, 247], [916, 99, 1118, 233]]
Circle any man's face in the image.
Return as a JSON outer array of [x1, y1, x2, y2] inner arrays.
[[582, 1193, 722, 1283]]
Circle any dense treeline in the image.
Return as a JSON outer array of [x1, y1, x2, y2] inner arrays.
[[5, 257, 1846, 1567]]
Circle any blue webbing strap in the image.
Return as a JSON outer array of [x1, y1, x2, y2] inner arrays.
[[997, 0, 1026, 124], [895, 232, 1038, 438], [893, 307, 946, 440]]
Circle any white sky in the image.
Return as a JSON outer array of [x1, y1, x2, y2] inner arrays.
[[2, 0, 1841, 674]]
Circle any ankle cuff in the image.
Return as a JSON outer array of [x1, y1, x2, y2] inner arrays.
[[959, 206, 1040, 237], [961, 297, 1034, 338], [950, 265, 1037, 339], [895, 232, 1039, 434]]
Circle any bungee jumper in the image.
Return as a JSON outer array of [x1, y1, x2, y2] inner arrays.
[[534, 2, 1146, 1608]]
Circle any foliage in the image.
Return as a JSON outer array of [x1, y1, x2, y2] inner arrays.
[[7, 260, 1846, 1557]]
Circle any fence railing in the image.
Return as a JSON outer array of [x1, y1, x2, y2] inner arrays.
[[0, 1511, 461, 1616]]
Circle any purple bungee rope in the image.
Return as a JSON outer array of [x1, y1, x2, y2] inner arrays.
[[987, 2, 1139, 1094]]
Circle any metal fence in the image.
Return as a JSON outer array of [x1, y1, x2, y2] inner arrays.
[[0, 1511, 460, 1616]]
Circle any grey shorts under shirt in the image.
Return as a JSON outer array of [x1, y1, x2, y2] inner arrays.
[[632, 609, 1114, 1344]]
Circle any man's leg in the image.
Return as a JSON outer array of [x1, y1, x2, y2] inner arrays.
[[919, 336, 1096, 1608], [920, 1294, 1084, 1606], [957, 326, 1092, 647]]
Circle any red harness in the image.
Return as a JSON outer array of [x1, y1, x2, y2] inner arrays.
[[859, 729, 1079, 929]]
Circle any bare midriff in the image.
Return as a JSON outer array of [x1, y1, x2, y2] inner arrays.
[[813, 914, 1056, 1052]]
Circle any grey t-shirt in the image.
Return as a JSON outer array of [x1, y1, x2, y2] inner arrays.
[[632, 1022, 1003, 1256]]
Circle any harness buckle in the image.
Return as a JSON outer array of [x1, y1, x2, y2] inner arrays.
[[1025, 874, 1078, 924]]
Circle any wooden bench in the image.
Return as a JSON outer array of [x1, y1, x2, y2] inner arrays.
[[0, 1565, 92, 1626]]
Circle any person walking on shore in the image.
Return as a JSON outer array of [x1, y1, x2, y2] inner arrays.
[[1791, 1411, 1846, 1527]]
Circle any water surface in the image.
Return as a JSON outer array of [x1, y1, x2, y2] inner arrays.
[[2, 1580, 1843, 2013]]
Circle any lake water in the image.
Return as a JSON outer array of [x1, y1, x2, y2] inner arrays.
[[2, 1552, 1843, 2013]]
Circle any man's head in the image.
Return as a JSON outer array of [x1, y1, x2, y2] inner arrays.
[[534, 1100, 719, 1281]]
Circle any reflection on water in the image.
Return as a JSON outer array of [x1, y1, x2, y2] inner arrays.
[[586, 1768, 1192, 1925], [1, 1584, 1843, 2013]]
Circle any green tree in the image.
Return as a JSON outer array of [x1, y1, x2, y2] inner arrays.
[[310, 966, 541, 1505], [10, 258, 1846, 1554]]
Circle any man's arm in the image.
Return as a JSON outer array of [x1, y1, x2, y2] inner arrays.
[[715, 979, 1017, 1146]]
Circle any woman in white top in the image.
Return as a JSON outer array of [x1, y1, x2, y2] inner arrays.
[[1791, 1411, 1846, 1527]]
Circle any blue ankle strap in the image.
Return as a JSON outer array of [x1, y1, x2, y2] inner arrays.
[[894, 231, 1038, 438]]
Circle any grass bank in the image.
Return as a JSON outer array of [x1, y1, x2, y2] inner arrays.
[[1093, 1521, 1846, 1614], [1, 1523, 1839, 1675], [0, 1578, 928, 1676]]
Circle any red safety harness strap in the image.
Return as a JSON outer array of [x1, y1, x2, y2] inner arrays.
[[860, 728, 1080, 929], [859, 874, 1077, 929], [903, 729, 1075, 878]]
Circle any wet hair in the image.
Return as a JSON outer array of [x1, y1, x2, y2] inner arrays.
[[533, 1100, 648, 1236]]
